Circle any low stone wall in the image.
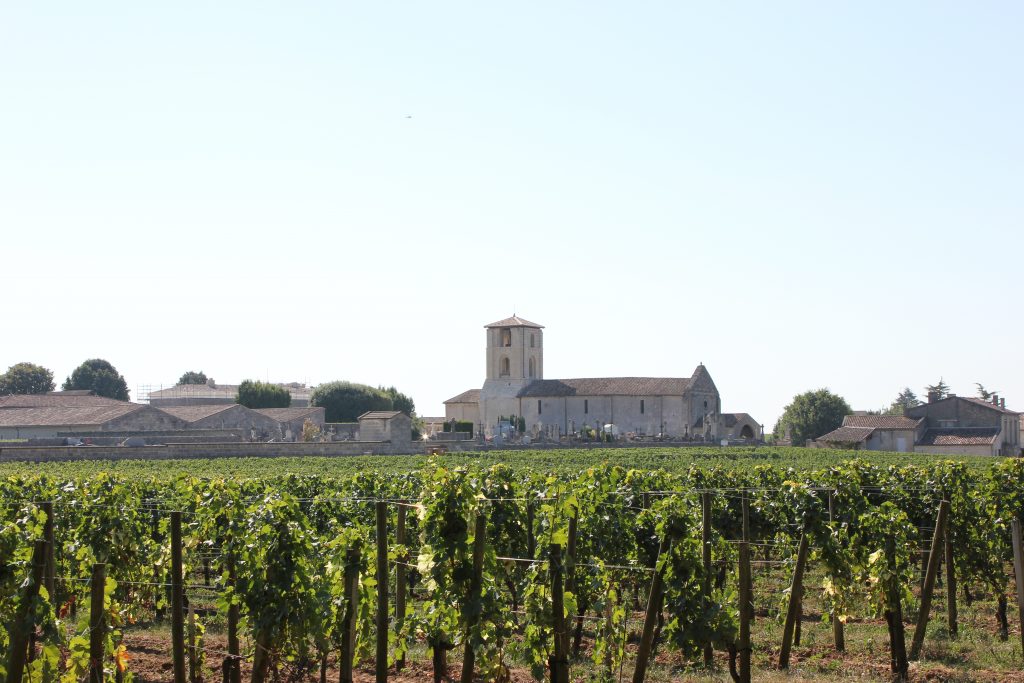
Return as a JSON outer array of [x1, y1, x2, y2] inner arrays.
[[0, 440, 413, 462]]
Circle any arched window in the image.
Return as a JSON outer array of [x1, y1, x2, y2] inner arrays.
[[500, 357, 510, 377], [530, 333, 535, 348], [528, 357, 536, 378], [501, 329, 512, 347]]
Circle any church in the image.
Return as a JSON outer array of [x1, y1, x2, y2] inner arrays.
[[444, 315, 760, 441]]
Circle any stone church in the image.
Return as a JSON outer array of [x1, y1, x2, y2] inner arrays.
[[444, 315, 760, 441]]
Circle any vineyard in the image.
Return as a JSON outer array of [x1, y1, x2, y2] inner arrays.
[[2, 450, 1024, 683]]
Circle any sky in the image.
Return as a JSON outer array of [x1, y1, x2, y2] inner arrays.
[[1, 2, 1021, 427]]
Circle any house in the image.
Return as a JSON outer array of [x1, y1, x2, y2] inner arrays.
[[816, 415, 924, 452], [816, 394, 1020, 456], [906, 395, 1019, 457], [720, 413, 762, 441], [444, 315, 758, 441]]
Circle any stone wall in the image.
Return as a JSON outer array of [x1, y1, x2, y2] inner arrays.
[[0, 440, 412, 462]]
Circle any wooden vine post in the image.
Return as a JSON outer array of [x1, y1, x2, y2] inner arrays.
[[226, 547, 241, 683], [884, 537, 909, 681], [395, 503, 408, 672], [944, 502, 958, 638], [742, 496, 754, 625], [188, 605, 199, 683], [5, 539, 46, 683], [153, 509, 165, 620], [548, 543, 569, 683], [565, 512, 579, 656], [89, 563, 108, 683], [340, 546, 361, 683], [910, 500, 950, 660], [632, 538, 668, 683], [827, 492, 844, 652], [701, 491, 714, 667], [42, 501, 56, 601], [737, 539, 752, 683], [461, 512, 488, 683], [375, 501, 389, 683], [778, 529, 810, 669], [1011, 518, 1024, 659], [171, 511, 187, 683]]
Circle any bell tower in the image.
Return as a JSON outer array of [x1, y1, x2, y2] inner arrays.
[[485, 315, 543, 381], [480, 315, 544, 431]]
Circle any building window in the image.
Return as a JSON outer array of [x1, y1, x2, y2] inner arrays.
[[538, 400, 542, 415], [584, 399, 588, 414], [640, 399, 645, 414], [501, 328, 511, 347], [530, 333, 535, 348], [500, 357, 510, 377], [528, 357, 536, 378]]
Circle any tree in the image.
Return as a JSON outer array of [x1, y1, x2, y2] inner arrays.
[[62, 359, 130, 401], [975, 383, 999, 401], [310, 381, 392, 423], [884, 387, 920, 416], [924, 378, 950, 401], [0, 362, 55, 395], [773, 388, 851, 446], [380, 385, 416, 417], [178, 371, 209, 385], [235, 380, 291, 409]]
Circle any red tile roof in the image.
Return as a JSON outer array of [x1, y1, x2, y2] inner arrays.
[[817, 426, 875, 443], [918, 428, 999, 446], [843, 415, 922, 430]]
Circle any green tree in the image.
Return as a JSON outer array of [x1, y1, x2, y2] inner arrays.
[[773, 388, 851, 446], [62, 358, 130, 400], [924, 378, 950, 401], [178, 370, 209, 385], [310, 381, 392, 422], [0, 362, 55, 395], [380, 385, 416, 416], [884, 387, 920, 415], [975, 383, 998, 401], [235, 380, 291, 409]]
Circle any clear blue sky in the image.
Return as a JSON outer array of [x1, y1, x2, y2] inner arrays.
[[2, 2, 1021, 427]]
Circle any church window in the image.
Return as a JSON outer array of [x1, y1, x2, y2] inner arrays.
[[500, 357, 510, 377], [584, 399, 589, 414], [528, 357, 536, 378], [538, 400, 542, 415], [641, 400, 645, 414], [501, 329, 511, 347], [530, 333, 535, 348]]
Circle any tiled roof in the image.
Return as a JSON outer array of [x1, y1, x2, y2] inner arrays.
[[0, 393, 127, 409], [843, 415, 923, 430], [359, 411, 404, 420], [817, 426, 875, 443], [960, 397, 1019, 415], [255, 407, 321, 421], [517, 377, 691, 398], [444, 389, 481, 404], [157, 405, 238, 423], [484, 316, 544, 329], [918, 428, 999, 446], [0, 404, 145, 427]]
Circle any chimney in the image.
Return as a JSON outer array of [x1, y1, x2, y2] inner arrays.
[[992, 393, 999, 406], [927, 391, 939, 404], [1000, 397, 1006, 409]]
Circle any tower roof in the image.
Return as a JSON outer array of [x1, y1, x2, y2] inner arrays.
[[484, 315, 544, 329]]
